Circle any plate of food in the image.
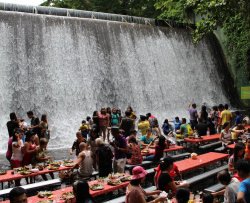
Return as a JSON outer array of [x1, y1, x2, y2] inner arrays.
[[47, 166, 60, 170], [90, 183, 104, 191], [0, 170, 7, 175], [141, 149, 149, 154], [49, 161, 61, 167], [63, 160, 74, 164], [61, 192, 74, 200], [63, 162, 75, 167], [37, 191, 53, 198], [107, 179, 122, 186], [19, 170, 32, 175], [120, 176, 132, 182]]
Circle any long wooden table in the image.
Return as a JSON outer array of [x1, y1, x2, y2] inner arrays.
[[184, 134, 221, 144], [2, 178, 131, 203], [141, 145, 184, 156], [0, 166, 72, 183], [175, 152, 228, 173]]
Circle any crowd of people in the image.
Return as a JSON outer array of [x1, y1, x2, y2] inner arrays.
[[4, 103, 250, 203]]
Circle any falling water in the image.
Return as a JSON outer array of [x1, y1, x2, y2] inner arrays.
[[0, 8, 230, 152]]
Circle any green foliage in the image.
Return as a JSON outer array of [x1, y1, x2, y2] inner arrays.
[[41, 0, 160, 18], [155, 0, 250, 81]]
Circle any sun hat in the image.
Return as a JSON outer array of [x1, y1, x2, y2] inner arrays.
[[132, 166, 148, 180]]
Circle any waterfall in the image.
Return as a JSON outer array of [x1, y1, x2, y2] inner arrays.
[[0, 9, 230, 152]]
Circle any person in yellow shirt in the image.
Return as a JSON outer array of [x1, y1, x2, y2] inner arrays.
[[79, 120, 89, 139], [138, 115, 150, 136], [221, 104, 232, 126]]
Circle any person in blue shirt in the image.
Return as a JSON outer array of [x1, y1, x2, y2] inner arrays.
[[173, 117, 181, 132], [235, 111, 242, 126], [237, 160, 250, 203], [140, 128, 154, 147]]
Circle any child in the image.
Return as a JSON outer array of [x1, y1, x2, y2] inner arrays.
[[79, 120, 89, 139]]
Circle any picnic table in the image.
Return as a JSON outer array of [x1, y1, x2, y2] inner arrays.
[[0, 166, 72, 184], [184, 134, 220, 144], [2, 177, 131, 203], [175, 152, 228, 173], [141, 145, 184, 156]]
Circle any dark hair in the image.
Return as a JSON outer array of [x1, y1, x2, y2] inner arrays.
[[164, 119, 169, 124], [25, 131, 35, 142], [86, 116, 91, 121], [223, 122, 230, 129], [202, 193, 214, 203], [73, 180, 95, 203], [41, 114, 47, 122], [224, 104, 229, 109], [217, 170, 231, 185], [160, 156, 174, 171], [93, 111, 98, 116], [130, 178, 142, 186], [158, 136, 166, 148], [182, 118, 186, 123], [82, 120, 86, 124], [146, 113, 151, 119], [175, 117, 179, 121], [9, 187, 26, 203], [212, 106, 218, 111], [10, 112, 17, 121], [235, 111, 240, 115], [140, 115, 146, 121], [236, 160, 250, 174], [176, 188, 190, 203], [233, 142, 245, 164], [128, 136, 138, 144], [218, 104, 224, 110], [192, 103, 196, 108], [201, 105, 207, 112], [26, 111, 33, 116], [125, 110, 131, 117], [40, 138, 48, 146]]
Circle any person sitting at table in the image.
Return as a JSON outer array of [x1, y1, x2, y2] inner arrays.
[[70, 131, 86, 157], [162, 119, 174, 136], [144, 136, 166, 162], [138, 115, 150, 137], [231, 124, 245, 142], [221, 122, 233, 146], [9, 186, 27, 203], [140, 128, 154, 147], [127, 136, 142, 165], [157, 157, 189, 196], [154, 156, 182, 188], [22, 131, 38, 166], [176, 188, 190, 203], [211, 170, 240, 203], [73, 180, 96, 203], [174, 117, 182, 132], [126, 166, 164, 203], [179, 118, 193, 138], [228, 142, 245, 174], [72, 142, 94, 179]]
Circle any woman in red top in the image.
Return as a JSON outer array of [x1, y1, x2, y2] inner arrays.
[[145, 136, 167, 162], [127, 137, 142, 165], [98, 108, 110, 142], [22, 131, 37, 166]]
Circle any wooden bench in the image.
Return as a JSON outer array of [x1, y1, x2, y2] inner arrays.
[[0, 178, 61, 197], [204, 183, 224, 193], [214, 146, 226, 153], [103, 186, 156, 203], [169, 152, 190, 161], [125, 161, 153, 173], [186, 165, 227, 186], [199, 141, 222, 153]]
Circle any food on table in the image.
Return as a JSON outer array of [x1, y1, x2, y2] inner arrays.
[[120, 175, 132, 182], [107, 179, 122, 186], [141, 149, 149, 153], [37, 165, 44, 171], [0, 170, 7, 175], [90, 183, 104, 190], [61, 192, 74, 200], [49, 161, 61, 167], [108, 173, 125, 179], [63, 160, 74, 164], [63, 162, 75, 167], [191, 153, 198, 160], [47, 165, 60, 170], [37, 200, 53, 203], [37, 191, 53, 198]]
